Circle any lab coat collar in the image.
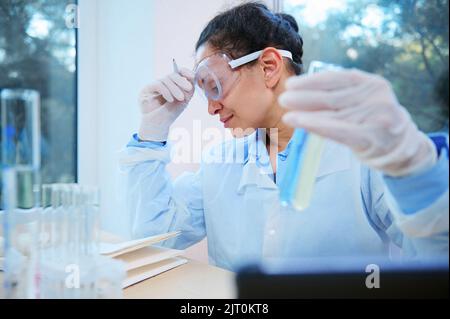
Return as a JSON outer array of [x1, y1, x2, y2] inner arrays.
[[316, 140, 352, 178], [237, 129, 352, 194], [237, 129, 277, 194]]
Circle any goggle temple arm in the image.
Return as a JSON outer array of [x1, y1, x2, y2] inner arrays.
[[228, 50, 293, 69]]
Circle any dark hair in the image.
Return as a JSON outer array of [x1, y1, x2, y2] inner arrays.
[[195, 2, 304, 75]]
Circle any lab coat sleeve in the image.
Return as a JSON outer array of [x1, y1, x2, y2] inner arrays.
[[118, 136, 206, 249], [361, 153, 449, 259]]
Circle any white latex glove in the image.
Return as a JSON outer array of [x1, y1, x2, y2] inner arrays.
[[138, 67, 195, 142], [280, 69, 437, 177]]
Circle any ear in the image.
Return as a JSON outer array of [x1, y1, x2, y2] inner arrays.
[[259, 47, 284, 89]]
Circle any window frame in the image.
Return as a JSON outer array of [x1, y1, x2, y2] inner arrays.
[[77, 0, 99, 186], [273, 0, 284, 12]]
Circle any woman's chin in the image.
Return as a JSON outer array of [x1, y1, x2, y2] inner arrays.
[[229, 127, 257, 138]]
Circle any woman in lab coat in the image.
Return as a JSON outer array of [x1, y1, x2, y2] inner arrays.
[[120, 3, 448, 271]]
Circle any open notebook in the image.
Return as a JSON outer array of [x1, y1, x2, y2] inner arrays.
[[124, 257, 188, 288], [100, 231, 187, 288], [99, 231, 181, 257], [0, 232, 187, 287]]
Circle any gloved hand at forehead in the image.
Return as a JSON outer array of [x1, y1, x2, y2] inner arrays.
[[279, 69, 437, 177], [138, 67, 195, 142]]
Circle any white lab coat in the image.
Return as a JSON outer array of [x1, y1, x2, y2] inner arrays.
[[119, 131, 449, 271]]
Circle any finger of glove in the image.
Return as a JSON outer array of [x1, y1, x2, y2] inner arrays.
[[178, 67, 195, 83], [280, 84, 371, 112], [161, 77, 185, 102], [140, 82, 173, 113], [286, 69, 370, 91], [169, 73, 194, 92], [283, 111, 370, 151], [279, 81, 386, 111]]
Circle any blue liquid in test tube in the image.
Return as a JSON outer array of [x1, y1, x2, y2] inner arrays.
[[279, 61, 341, 211]]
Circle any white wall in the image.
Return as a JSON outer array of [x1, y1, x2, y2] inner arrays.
[[78, 0, 274, 259], [78, 0, 155, 238], [154, 0, 273, 178]]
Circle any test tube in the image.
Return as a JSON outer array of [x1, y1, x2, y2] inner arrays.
[[84, 186, 100, 256], [291, 133, 325, 210], [37, 183, 106, 299], [39, 185, 53, 253], [50, 184, 64, 261], [279, 61, 342, 211], [279, 129, 308, 205], [71, 184, 81, 258]]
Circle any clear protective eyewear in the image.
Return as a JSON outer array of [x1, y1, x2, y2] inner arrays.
[[194, 49, 293, 101]]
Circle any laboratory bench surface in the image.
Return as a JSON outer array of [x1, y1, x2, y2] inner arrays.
[[124, 258, 237, 299]]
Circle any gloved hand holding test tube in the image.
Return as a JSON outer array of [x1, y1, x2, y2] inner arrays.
[[279, 61, 342, 211]]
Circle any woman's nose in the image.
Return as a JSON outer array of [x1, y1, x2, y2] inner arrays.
[[208, 99, 223, 116]]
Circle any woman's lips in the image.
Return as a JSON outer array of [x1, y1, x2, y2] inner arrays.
[[220, 115, 233, 127]]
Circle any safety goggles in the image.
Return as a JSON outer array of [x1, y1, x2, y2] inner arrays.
[[194, 49, 293, 101]]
